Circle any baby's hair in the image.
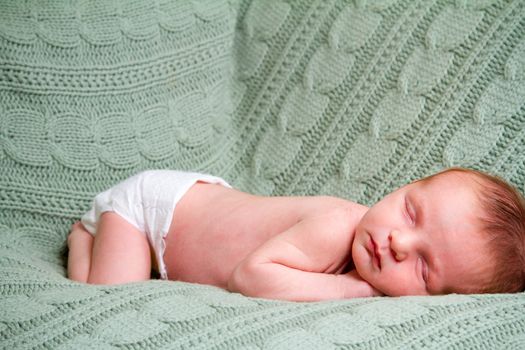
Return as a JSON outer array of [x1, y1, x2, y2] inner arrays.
[[423, 167, 525, 294]]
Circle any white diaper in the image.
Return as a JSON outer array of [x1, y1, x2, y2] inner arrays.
[[81, 170, 231, 280]]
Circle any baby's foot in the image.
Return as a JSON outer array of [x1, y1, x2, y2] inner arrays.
[[67, 221, 92, 247], [70, 221, 86, 232]]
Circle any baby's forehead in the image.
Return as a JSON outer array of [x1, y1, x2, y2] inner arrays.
[[438, 173, 485, 208], [419, 169, 477, 185], [415, 170, 486, 198]]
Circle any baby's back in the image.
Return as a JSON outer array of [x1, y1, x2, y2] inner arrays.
[[163, 182, 352, 288]]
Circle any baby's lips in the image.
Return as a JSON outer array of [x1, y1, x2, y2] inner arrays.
[[368, 234, 382, 269]]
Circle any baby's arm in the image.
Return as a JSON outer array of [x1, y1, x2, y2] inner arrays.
[[228, 208, 382, 301]]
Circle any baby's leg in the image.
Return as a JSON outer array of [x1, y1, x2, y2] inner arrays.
[[87, 212, 152, 284], [67, 222, 94, 283]]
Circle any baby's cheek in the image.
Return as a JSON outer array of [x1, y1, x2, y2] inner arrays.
[[351, 243, 367, 274], [379, 269, 419, 296]]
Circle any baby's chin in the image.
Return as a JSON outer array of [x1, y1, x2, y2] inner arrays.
[[351, 248, 379, 291], [360, 272, 387, 295]]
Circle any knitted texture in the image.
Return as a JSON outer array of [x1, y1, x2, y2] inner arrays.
[[1, 0, 525, 348]]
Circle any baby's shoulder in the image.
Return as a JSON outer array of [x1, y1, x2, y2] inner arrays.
[[311, 196, 367, 217], [302, 197, 367, 230]]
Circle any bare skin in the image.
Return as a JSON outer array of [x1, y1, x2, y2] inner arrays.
[[68, 182, 379, 300], [67, 171, 489, 301]]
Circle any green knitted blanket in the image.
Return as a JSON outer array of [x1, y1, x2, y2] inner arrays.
[[1, 0, 525, 348]]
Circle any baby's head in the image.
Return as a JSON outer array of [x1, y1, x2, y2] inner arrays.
[[352, 167, 525, 296]]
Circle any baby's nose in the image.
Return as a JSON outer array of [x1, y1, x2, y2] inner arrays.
[[389, 230, 409, 262]]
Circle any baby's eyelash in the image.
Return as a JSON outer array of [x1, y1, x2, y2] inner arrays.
[[422, 259, 428, 283], [418, 257, 429, 284], [404, 198, 414, 224]]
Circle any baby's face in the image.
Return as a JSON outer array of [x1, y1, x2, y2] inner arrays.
[[352, 172, 488, 296]]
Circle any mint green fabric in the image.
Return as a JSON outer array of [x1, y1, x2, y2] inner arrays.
[[1, 0, 525, 348]]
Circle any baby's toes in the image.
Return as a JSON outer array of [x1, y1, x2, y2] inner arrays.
[[70, 221, 83, 232], [68, 222, 82, 245]]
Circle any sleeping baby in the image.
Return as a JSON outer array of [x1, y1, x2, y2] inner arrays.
[[67, 168, 525, 301]]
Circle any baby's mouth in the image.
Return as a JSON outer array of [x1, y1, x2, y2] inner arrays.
[[369, 236, 382, 270]]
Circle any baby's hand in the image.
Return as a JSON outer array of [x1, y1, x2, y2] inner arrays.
[[339, 270, 384, 298]]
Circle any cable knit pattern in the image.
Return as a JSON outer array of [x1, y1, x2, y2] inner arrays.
[[1, 0, 525, 348]]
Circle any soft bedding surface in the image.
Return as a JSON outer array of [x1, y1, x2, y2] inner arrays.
[[1, 0, 525, 349]]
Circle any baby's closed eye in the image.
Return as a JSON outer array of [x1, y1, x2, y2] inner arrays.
[[404, 196, 416, 225]]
